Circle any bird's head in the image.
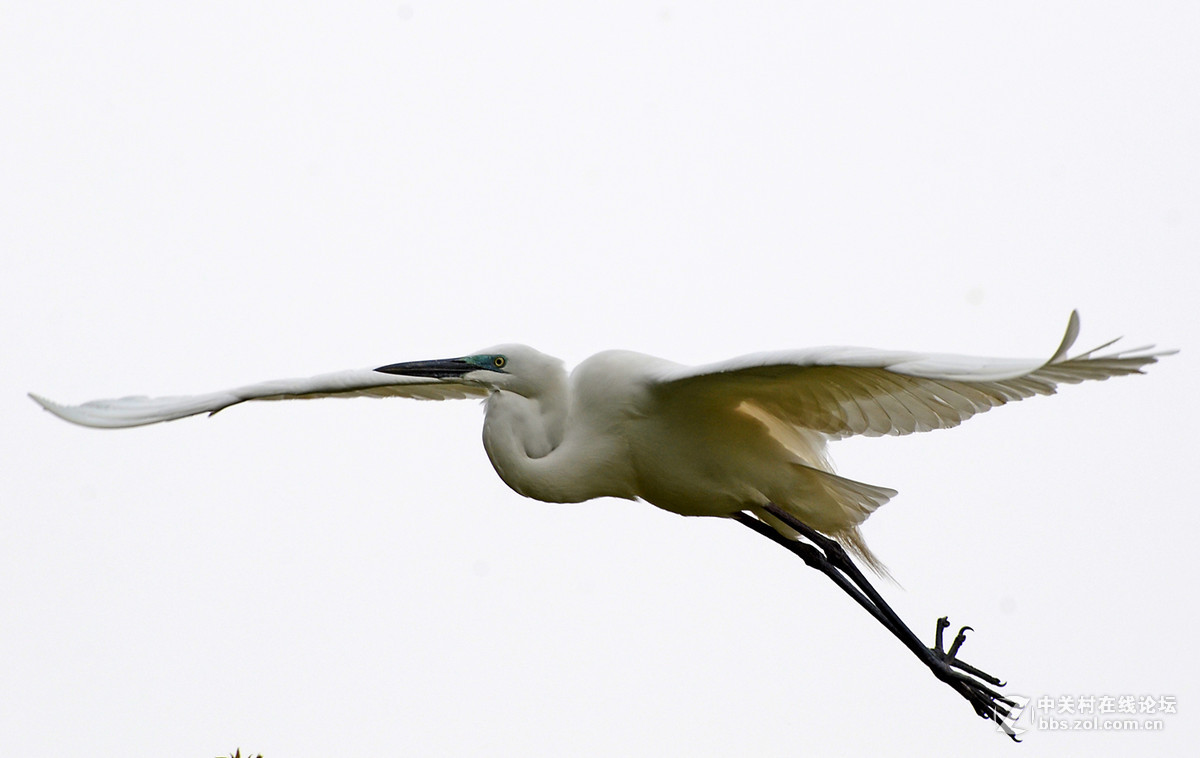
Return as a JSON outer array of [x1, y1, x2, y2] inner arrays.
[[374, 343, 565, 398]]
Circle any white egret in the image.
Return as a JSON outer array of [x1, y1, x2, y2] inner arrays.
[[31, 311, 1171, 738]]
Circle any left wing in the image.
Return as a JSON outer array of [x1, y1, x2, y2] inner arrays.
[[30, 368, 488, 429]]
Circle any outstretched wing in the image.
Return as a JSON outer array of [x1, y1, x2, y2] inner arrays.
[[30, 368, 489, 429], [652, 312, 1172, 440]]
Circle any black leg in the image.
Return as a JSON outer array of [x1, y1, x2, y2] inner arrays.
[[735, 507, 1020, 741]]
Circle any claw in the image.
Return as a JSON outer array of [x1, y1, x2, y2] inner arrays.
[[926, 617, 1017, 739], [935, 616, 950, 652], [948, 625, 973, 658], [947, 656, 1006, 687]]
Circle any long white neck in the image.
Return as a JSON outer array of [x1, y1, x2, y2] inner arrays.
[[481, 387, 633, 504]]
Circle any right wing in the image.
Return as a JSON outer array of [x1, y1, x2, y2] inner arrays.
[[29, 368, 489, 429], [651, 311, 1171, 440]]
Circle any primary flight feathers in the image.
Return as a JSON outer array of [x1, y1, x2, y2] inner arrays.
[[31, 311, 1168, 433], [29, 369, 490, 429], [653, 312, 1165, 439]]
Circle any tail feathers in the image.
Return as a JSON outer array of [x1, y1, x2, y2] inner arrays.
[[833, 525, 893, 581], [749, 504, 894, 581], [804, 466, 897, 527], [763, 466, 897, 578]]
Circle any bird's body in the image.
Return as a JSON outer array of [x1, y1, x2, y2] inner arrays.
[[494, 347, 850, 524], [31, 312, 1172, 737]]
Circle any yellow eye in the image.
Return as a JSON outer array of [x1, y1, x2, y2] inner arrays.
[[493, 356, 506, 368]]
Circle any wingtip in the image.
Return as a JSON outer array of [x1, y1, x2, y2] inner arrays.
[[29, 391, 83, 425], [28, 392, 55, 412], [29, 392, 92, 427], [1048, 310, 1082, 363]]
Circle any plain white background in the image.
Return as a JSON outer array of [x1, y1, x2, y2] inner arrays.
[[2, 2, 1196, 756]]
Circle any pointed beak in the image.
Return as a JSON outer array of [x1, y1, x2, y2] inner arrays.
[[374, 357, 478, 379]]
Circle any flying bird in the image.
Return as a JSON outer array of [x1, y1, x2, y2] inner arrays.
[[30, 311, 1171, 738]]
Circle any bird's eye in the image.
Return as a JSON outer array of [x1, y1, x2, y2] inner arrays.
[[493, 356, 506, 369]]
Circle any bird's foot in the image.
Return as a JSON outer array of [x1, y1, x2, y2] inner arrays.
[[928, 616, 1021, 741]]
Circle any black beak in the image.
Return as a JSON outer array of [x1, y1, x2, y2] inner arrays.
[[374, 357, 478, 379]]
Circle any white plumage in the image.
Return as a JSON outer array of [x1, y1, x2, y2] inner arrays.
[[29, 310, 1165, 569], [30, 311, 1171, 737]]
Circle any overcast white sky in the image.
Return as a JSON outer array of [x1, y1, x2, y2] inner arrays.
[[2, 2, 1197, 756]]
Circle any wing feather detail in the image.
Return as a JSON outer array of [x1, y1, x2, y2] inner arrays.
[[653, 312, 1172, 440], [30, 369, 488, 429]]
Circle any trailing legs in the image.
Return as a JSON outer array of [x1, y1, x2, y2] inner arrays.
[[735, 504, 1019, 740]]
